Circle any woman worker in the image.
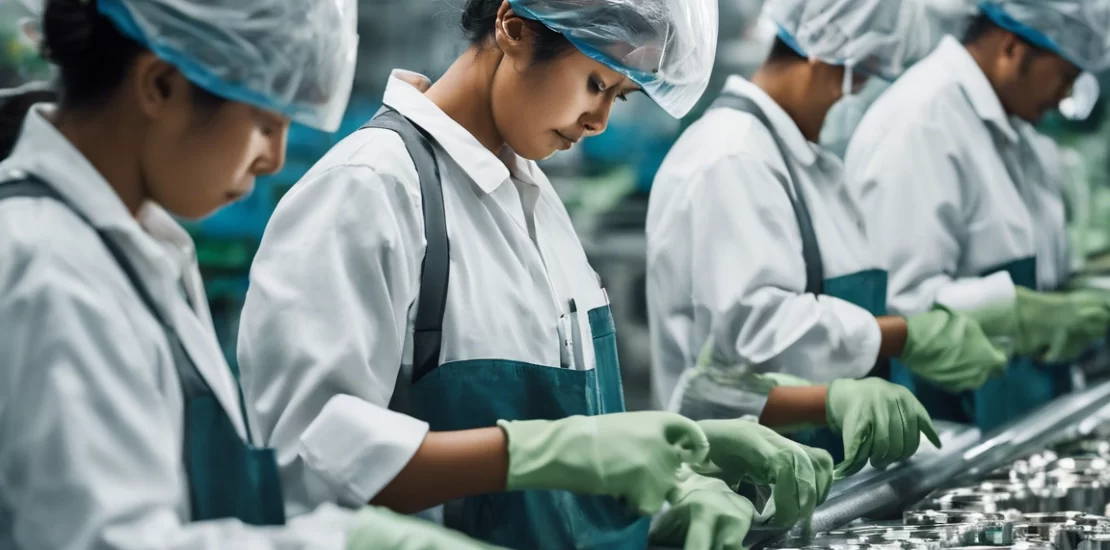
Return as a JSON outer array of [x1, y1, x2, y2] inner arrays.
[[237, 0, 829, 548], [646, 0, 1010, 478], [0, 0, 511, 548]]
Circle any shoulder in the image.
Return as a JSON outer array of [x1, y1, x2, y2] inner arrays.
[[857, 69, 976, 149], [655, 109, 786, 204], [0, 195, 148, 383], [0, 193, 121, 289], [269, 127, 427, 241], [672, 108, 778, 167]]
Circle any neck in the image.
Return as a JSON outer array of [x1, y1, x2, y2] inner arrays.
[[751, 63, 831, 142], [964, 40, 1000, 89], [425, 45, 505, 155], [52, 106, 146, 216]]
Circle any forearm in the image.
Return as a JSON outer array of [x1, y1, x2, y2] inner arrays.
[[371, 427, 509, 513], [877, 315, 908, 359], [759, 385, 828, 427]]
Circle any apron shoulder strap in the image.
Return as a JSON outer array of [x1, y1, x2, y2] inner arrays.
[[0, 174, 248, 431], [708, 93, 825, 295], [361, 109, 448, 383]]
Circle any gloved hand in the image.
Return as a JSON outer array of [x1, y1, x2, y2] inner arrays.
[[695, 418, 833, 528], [346, 506, 505, 550], [900, 306, 1007, 392], [968, 287, 1110, 364], [826, 378, 942, 478], [499, 411, 710, 516], [649, 466, 754, 550]]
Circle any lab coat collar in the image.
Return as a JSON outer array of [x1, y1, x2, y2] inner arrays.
[[721, 75, 818, 166], [936, 36, 1019, 143], [383, 69, 542, 194], [2, 104, 194, 279]]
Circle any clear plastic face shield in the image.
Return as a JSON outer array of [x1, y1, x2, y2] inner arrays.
[[507, 0, 719, 118]]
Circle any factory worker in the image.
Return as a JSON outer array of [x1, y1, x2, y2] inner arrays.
[[845, 0, 1110, 431], [646, 0, 1010, 472], [235, 0, 815, 547], [0, 0, 512, 548]]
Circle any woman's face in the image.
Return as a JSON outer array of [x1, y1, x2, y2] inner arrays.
[[137, 68, 290, 220], [489, 16, 642, 160]]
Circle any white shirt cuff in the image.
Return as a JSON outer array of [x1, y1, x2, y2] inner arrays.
[[934, 271, 1017, 312], [299, 394, 430, 507], [816, 295, 883, 380]]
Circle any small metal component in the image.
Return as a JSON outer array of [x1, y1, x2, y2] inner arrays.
[[1015, 523, 1088, 550], [1017, 512, 1105, 525], [1079, 534, 1110, 550], [903, 510, 1005, 526]]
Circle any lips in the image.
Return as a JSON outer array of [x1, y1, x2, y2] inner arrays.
[[555, 130, 581, 145]]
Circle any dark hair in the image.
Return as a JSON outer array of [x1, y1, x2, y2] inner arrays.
[[0, 88, 59, 159], [0, 0, 228, 157], [42, 0, 224, 110], [962, 12, 1048, 70], [461, 0, 576, 62], [766, 36, 806, 64], [962, 13, 998, 45]]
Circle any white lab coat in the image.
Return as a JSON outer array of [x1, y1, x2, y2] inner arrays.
[[646, 76, 883, 410], [845, 36, 1072, 317], [0, 106, 355, 549], [237, 70, 611, 517]]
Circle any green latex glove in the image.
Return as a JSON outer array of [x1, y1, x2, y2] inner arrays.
[[649, 466, 754, 550], [901, 306, 1008, 392], [968, 287, 1110, 364], [695, 418, 833, 528], [346, 506, 505, 550], [826, 378, 942, 478], [498, 411, 710, 516]]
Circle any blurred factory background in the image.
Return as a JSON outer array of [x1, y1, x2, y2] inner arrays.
[[6, 0, 1110, 410]]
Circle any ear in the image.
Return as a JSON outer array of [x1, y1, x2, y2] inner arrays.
[[131, 53, 190, 121], [1000, 31, 1024, 64], [493, 1, 530, 61]]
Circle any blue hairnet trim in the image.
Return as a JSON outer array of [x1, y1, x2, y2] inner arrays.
[[775, 25, 809, 57], [506, 1, 663, 96], [978, 2, 1085, 70], [96, 0, 313, 123]]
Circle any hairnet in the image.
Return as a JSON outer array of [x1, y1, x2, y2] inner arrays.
[[979, 1, 1110, 119], [979, 1, 1110, 72], [95, 0, 359, 132], [765, 0, 931, 81], [507, 0, 718, 119]]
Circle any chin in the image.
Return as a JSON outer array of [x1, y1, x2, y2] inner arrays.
[[520, 147, 557, 162]]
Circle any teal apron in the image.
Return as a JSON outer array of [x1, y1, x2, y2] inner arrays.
[[890, 258, 1072, 432], [708, 94, 891, 461], [0, 176, 286, 525], [368, 111, 648, 549]]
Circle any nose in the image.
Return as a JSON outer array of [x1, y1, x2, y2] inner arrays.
[[580, 99, 614, 136], [253, 128, 289, 176]]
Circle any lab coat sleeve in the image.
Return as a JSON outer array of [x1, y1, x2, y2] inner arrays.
[[0, 228, 355, 550], [689, 152, 882, 383], [848, 120, 1016, 315], [238, 162, 430, 513]]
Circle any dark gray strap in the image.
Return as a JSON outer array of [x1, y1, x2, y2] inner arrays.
[[709, 93, 825, 295], [360, 109, 448, 383], [0, 176, 254, 439]]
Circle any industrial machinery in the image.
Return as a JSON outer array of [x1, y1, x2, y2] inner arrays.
[[745, 366, 1110, 550]]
